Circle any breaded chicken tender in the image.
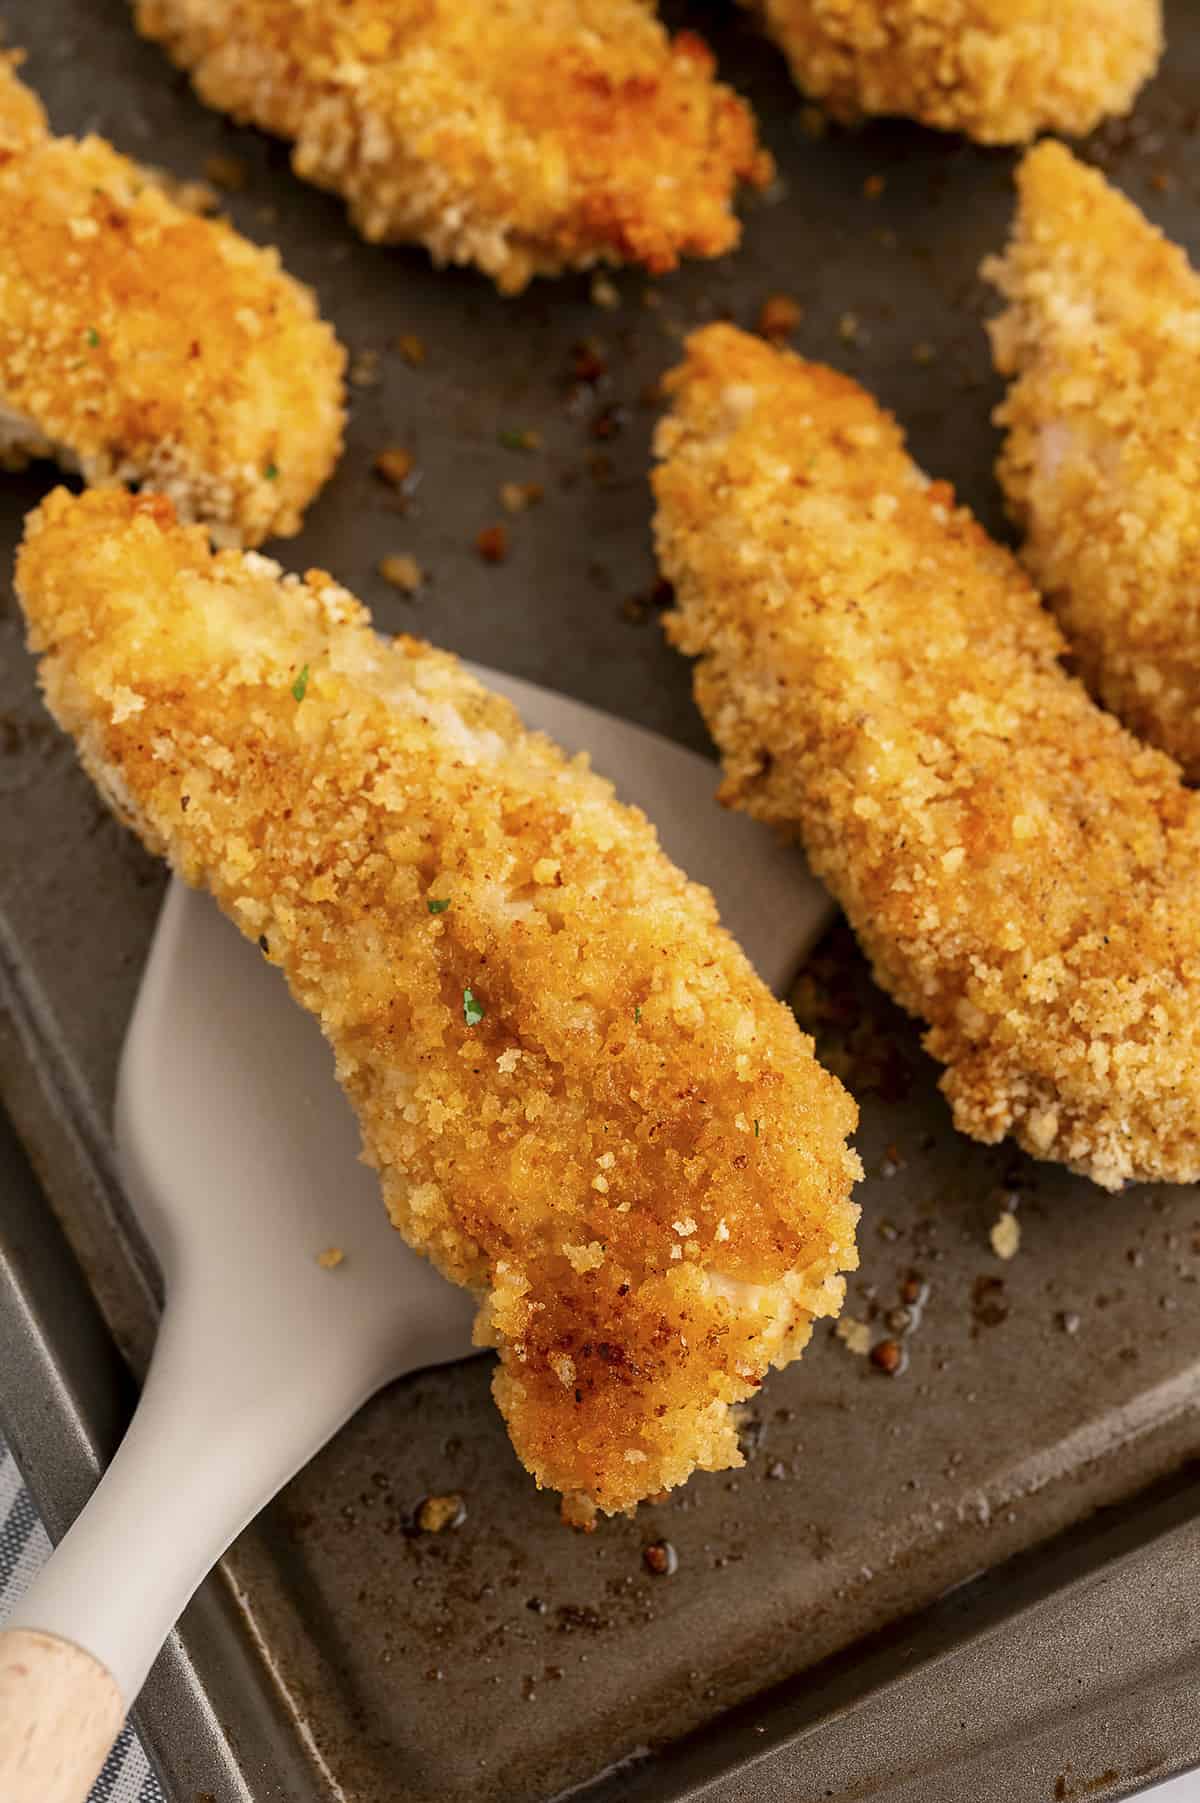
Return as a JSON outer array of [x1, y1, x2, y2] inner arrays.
[[133, 0, 771, 294], [987, 142, 1200, 780], [753, 0, 1162, 144], [0, 58, 344, 545], [653, 324, 1200, 1191], [16, 485, 860, 1515]]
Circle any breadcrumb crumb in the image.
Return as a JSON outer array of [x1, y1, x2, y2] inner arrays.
[[373, 447, 415, 488], [0, 57, 344, 544], [317, 1245, 346, 1269], [990, 1211, 1020, 1260], [16, 485, 860, 1515], [987, 141, 1200, 780], [133, 0, 772, 293], [378, 552, 423, 593], [653, 324, 1200, 1191], [755, 0, 1162, 144], [835, 1314, 871, 1355]]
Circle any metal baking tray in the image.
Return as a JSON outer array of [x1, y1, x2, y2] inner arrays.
[[3, 3, 1200, 1798]]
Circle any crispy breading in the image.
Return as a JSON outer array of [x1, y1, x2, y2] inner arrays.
[[0, 57, 344, 545], [653, 323, 1200, 1191], [754, 0, 1161, 144], [986, 142, 1200, 780], [133, 0, 772, 295], [16, 485, 860, 1515]]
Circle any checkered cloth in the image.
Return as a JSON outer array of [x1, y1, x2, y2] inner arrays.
[[0, 1440, 166, 1803]]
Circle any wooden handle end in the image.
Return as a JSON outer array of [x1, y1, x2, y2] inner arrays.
[[0, 1627, 123, 1803]]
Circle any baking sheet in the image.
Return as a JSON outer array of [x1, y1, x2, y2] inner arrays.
[[2, 3, 1200, 1799]]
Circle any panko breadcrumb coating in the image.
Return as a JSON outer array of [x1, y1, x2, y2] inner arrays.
[[753, 0, 1161, 144], [132, 0, 772, 295], [987, 142, 1200, 780], [653, 324, 1200, 1191], [0, 57, 344, 545], [16, 485, 860, 1515]]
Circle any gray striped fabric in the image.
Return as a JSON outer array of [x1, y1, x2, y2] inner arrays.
[[0, 1440, 167, 1803]]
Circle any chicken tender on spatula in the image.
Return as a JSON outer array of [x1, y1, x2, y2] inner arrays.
[[987, 141, 1200, 780], [654, 324, 1200, 1191], [15, 485, 860, 1517], [132, 0, 771, 294], [0, 56, 344, 545]]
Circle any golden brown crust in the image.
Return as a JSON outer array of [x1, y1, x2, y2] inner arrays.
[[987, 141, 1200, 780], [16, 485, 860, 1513], [755, 0, 1162, 144], [133, 0, 771, 294], [0, 59, 344, 544], [653, 323, 1200, 1191]]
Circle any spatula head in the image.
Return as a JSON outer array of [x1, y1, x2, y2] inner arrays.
[[114, 664, 834, 1393]]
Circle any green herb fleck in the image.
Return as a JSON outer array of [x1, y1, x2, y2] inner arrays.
[[634, 1005, 642, 1024], [264, 461, 279, 481], [427, 897, 451, 915], [291, 664, 310, 703], [463, 986, 485, 1028], [85, 327, 100, 348], [754, 1118, 761, 1138], [497, 426, 540, 452]]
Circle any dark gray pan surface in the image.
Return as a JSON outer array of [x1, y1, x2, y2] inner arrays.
[[3, 3, 1200, 1799]]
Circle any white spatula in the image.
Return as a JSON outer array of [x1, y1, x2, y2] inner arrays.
[[0, 663, 833, 1803]]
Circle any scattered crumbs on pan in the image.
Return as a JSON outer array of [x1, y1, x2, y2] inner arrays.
[[912, 340, 937, 364], [971, 1274, 1009, 1332], [757, 293, 803, 341], [642, 1540, 678, 1577], [1056, 1310, 1082, 1335], [590, 404, 627, 442], [394, 332, 426, 366], [835, 1314, 871, 1356], [879, 1144, 906, 1179], [349, 348, 381, 389], [202, 152, 247, 192], [618, 576, 672, 627], [373, 447, 415, 488], [590, 272, 620, 310], [870, 1337, 905, 1376], [990, 1209, 1021, 1260], [863, 172, 886, 200], [378, 553, 423, 594], [571, 338, 608, 384], [899, 1272, 929, 1311], [838, 311, 863, 345], [316, 1246, 345, 1270], [790, 924, 913, 1101], [476, 524, 509, 563], [415, 1492, 466, 1534], [499, 480, 543, 514], [497, 426, 541, 452]]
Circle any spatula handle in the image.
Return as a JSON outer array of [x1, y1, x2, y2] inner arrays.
[[0, 1627, 122, 1803]]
